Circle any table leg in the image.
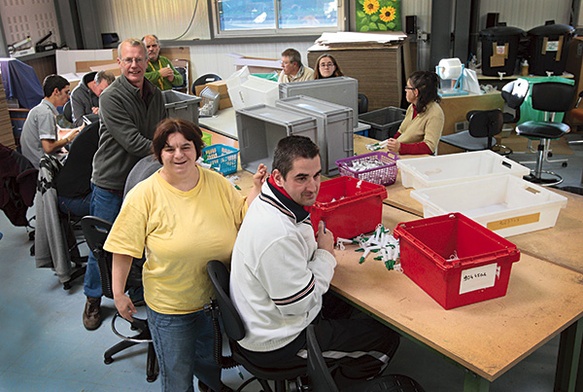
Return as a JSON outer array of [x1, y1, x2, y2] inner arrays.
[[554, 318, 583, 392], [463, 371, 490, 392]]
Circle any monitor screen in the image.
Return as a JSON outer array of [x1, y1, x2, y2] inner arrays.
[[278, 76, 359, 126]]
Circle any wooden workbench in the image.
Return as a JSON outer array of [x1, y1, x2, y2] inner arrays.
[[352, 133, 583, 275], [332, 231, 583, 388]]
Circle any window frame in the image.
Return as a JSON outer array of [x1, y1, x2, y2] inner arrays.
[[208, 0, 346, 38]]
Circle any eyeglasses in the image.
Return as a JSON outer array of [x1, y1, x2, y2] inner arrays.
[[319, 62, 335, 68], [404, 86, 416, 91], [121, 57, 145, 65]]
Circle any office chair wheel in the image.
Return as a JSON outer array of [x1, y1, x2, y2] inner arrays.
[[104, 355, 114, 365], [548, 151, 553, 158], [562, 162, 568, 167]]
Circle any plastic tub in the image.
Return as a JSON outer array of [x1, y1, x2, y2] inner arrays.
[[394, 212, 521, 309], [236, 104, 318, 173], [276, 95, 354, 176], [336, 151, 399, 186], [310, 176, 387, 240], [162, 90, 202, 125], [202, 144, 239, 175], [397, 150, 530, 189], [410, 175, 568, 237], [358, 106, 406, 140]]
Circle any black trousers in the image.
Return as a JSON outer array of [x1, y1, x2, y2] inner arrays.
[[239, 311, 400, 381]]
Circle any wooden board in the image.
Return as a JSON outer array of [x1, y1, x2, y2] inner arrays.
[[308, 44, 403, 111], [331, 243, 583, 382]]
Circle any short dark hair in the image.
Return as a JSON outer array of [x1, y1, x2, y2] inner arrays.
[[272, 136, 319, 179], [281, 48, 302, 66], [42, 74, 69, 98], [152, 118, 204, 164]]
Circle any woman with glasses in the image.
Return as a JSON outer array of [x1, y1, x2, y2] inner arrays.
[[384, 70, 444, 155], [314, 53, 344, 79]]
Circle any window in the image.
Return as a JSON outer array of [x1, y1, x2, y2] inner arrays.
[[211, 0, 343, 37]]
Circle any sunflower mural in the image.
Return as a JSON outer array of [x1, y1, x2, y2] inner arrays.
[[357, 0, 401, 32]]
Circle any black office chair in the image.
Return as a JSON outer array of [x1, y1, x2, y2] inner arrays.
[[192, 73, 222, 94], [63, 100, 73, 123], [205, 260, 306, 392], [440, 109, 504, 151], [306, 325, 425, 392], [358, 93, 369, 114], [80, 216, 159, 383], [516, 82, 575, 185], [500, 78, 529, 125]]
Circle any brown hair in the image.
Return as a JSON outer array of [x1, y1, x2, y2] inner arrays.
[[314, 54, 344, 79], [281, 48, 302, 66], [152, 118, 204, 164], [408, 71, 441, 114]]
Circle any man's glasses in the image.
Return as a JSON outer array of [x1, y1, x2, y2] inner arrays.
[[121, 57, 144, 65], [404, 86, 416, 91]]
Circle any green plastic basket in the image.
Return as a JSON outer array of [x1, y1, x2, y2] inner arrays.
[[202, 131, 212, 147]]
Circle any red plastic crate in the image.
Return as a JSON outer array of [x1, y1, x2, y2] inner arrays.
[[336, 151, 399, 186], [393, 213, 521, 310], [310, 176, 387, 239]]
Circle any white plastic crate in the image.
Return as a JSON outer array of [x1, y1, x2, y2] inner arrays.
[[397, 150, 530, 189], [410, 175, 568, 237]]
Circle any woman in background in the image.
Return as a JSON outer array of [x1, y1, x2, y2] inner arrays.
[[314, 53, 344, 79], [105, 118, 267, 392], [384, 70, 444, 155]]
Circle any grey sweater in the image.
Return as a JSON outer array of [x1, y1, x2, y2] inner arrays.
[[70, 71, 99, 127], [91, 75, 166, 191]]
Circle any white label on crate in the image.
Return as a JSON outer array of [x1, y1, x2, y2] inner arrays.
[[546, 41, 559, 51], [459, 263, 498, 295]]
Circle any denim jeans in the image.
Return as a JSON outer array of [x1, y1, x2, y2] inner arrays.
[[83, 183, 123, 298], [57, 193, 91, 217], [146, 307, 222, 392]]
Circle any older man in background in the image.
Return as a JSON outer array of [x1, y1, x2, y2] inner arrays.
[[70, 70, 115, 127], [142, 34, 183, 91], [278, 48, 314, 83]]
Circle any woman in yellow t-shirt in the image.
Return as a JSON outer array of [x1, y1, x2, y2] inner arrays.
[[104, 118, 267, 392]]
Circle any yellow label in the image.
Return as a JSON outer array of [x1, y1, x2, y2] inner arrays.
[[487, 213, 540, 231]]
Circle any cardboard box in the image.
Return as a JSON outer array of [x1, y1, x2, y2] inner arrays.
[[229, 53, 282, 74], [195, 80, 231, 110]]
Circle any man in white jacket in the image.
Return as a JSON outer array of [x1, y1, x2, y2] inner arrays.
[[230, 136, 399, 384]]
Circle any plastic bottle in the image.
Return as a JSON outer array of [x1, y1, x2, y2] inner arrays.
[[521, 60, 529, 76]]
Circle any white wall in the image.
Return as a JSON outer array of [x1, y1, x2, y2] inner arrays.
[[94, 0, 574, 81]]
